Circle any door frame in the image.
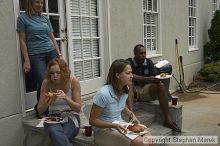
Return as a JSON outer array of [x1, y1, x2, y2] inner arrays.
[[13, 0, 26, 116]]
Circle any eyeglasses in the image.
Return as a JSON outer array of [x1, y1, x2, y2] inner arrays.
[[50, 71, 61, 75]]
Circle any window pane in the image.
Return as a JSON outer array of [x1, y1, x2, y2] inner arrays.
[[148, 0, 153, 11], [152, 14, 157, 25], [72, 17, 81, 37], [93, 59, 100, 77], [42, 1, 46, 12], [49, 16, 60, 38], [19, 0, 26, 11], [189, 27, 192, 36], [82, 17, 90, 36], [147, 39, 151, 51], [25, 72, 37, 92], [147, 26, 151, 37], [92, 39, 99, 57], [91, 0, 97, 16], [83, 40, 91, 58], [74, 61, 83, 80], [152, 26, 156, 37], [143, 0, 146, 10], [48, 0, 58, 13], [81, 0, 89, 15], [84, 60, 93, 80], [144, 26, 147, 37], [71, 0, 80, 15], [153, 0, 157, 11], [91, 18, 98, 37], [73, 40, 82, 59], [152, 39, 156, 51]]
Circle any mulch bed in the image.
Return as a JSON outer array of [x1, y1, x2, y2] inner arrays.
[[172, 78, 220, 102], [187, 79, 220, 91]]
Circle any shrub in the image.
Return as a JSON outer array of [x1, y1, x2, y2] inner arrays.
[[204, 10, 220, 63], [199, 61, 220, 81]]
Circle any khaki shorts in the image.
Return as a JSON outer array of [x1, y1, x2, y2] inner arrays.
[[135, 84, 154, 101], [94, 128, 131, 146]]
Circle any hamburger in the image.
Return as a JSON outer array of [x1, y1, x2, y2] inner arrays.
[[127, 124, 145, 133], [45, 91, 56, 100], [160, 73, 166, 77]]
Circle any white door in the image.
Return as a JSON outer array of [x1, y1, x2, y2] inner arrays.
[[65, 0, 105, 95], [18, 0, 67, 110]]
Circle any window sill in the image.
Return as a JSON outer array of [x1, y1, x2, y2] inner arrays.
[[188, 47, 199, 52], [146, 54, 162, 58]]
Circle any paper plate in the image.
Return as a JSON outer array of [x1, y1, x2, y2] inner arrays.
[[44, 117, 64, 124], [127, 130, 148, 135], [155, 74, 172, 79]]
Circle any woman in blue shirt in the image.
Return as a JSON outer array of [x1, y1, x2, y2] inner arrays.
[[89, 59, 154, 146], [17, 0, 62, 117]]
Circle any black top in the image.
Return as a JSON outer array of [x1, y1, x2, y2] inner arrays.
[[127, 57, 158, 86]]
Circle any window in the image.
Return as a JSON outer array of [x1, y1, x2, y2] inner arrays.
[[212, 0, 219, 14], [143, 0, 159, 54], [67, 0, 100, 81], [66, 0, 104, 95], [188, 0, 197, 49]]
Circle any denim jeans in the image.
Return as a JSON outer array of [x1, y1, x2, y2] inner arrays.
[[29, 50, 57, 113], [44, 116, 80, 146]]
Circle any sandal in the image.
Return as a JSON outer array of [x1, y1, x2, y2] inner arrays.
[[163, 121, 181, 132]]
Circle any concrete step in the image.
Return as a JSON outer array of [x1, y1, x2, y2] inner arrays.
[[135, 111, 155, 127], [22, 100, 183, 146], [133, 101, 183, 130]]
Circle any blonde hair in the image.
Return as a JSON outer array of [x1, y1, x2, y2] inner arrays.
[[25, 0, 43, 16]]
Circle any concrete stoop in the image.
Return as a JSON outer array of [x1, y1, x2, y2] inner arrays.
[[23, 100, 183, 146]]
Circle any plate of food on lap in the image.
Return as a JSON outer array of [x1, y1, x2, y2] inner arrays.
[[155, 73, 172, 79], [126, 123, 148, 135], [44, 116, 64, 124]]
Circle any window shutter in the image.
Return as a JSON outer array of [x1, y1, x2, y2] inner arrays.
[[66, 0, 101, 82], [143, 1, 158, 53]]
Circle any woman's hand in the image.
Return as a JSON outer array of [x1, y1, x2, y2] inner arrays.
[[113, 124, 127, 134], [45, 92, 57, 104], [56, 90, 66, 97], [23, 59, 31, 73]]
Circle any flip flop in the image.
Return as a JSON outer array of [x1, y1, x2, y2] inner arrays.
[[163, 121, 181, 132]]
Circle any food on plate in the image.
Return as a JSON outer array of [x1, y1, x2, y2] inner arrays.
[[127, 124, 145, 133], [46, 116, 63, 122], [45, 91, 56, 100], [160, 73, 166, 77]]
